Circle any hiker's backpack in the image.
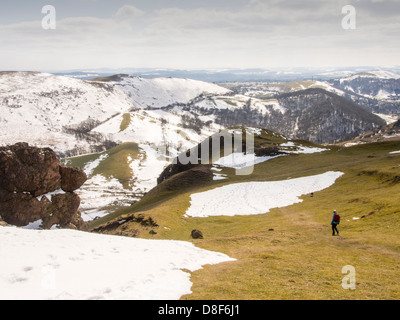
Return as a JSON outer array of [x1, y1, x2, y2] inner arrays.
[[333, 214, 341, 224]]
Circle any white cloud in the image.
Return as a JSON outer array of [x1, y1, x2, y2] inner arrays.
[[0, 1, 399, 70], [113, 5, 145, 20]]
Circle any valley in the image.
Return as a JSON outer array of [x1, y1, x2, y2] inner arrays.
[[88, 133, 400, 300], [1, 69, 400, 300]]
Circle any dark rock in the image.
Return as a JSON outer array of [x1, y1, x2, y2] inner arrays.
[[60, 165, 87, 192], [41, 193, 81, 229], [0, 189, 46, 226], [255, 146, 280, 157], [0, 143, 88, 230], [0, 143, 61, 196], [191, 229, 204, 239]]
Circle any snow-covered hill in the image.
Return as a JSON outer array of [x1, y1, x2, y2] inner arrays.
[[340, 70, 400, 82], [0, 72, 231, 155], [0, 72, 133, 153], [328, 70, 400, 114], [0, 71, 388, 221], [97, 74, 231, 109]]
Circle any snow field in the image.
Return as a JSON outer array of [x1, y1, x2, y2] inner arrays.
[[185, 171, 344, 218], [0, 227, 235, 300], [213, 152, 282, 170]]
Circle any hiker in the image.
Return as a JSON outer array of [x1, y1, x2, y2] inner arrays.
[[331, 210, 340, 236]]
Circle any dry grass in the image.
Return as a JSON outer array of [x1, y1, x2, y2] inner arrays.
[[90, 139, 400, 300]]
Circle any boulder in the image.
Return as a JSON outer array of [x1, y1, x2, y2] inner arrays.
[[60, 165, 87, 192], [191, 229, 204, 239], [0, 189, 46, 227], [41, 193, 81, 229], [0, 143, 88, 231], [0, 144, 61, 196]]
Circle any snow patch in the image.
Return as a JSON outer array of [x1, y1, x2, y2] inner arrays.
[[36, 189, 67, 201], [0, 227, 235, 300], [213, 152, 282, 169], [83, 154, 109, 176], [213, 173, 228, 181], [281, 142, 328, 154], [185, 171, 344, 218]]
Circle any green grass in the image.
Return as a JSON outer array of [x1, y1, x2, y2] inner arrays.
[[62, 152, 100, 169], [89, 137, 400, 300], [217, 98, 238, 107], [63, 142, 140, 189], [91, 143, 139, 189], [120, 113, 132, 132]]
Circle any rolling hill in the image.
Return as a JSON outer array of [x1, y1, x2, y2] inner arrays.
[[88, 127, 400, 300], [1, 69, 399, 299], [1, 71, 388, 220]]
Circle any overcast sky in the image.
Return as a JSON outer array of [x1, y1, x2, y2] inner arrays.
[[0, 0, 399, 71]]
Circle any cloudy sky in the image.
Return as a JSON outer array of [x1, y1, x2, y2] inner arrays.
[[0, 0, 399, 71]]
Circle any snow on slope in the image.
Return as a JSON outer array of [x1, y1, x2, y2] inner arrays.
[[185, 171, 343, 217], [341, 70, 400, 82], [0, 72, 230, 215], [112, 75, 231, 109], [213, 153, 282, 169], [0, 72, 133, 151], [211, 139, 327, 171], [93, 108, 218, 157], [0, 72, 230, 153], [0, 226, 235, 300]]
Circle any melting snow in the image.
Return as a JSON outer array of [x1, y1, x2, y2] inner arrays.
[[214, 152, 282, 169], [83, 154, 109, 176], [281, 142, 328, 154], [185, 171, 344, 218], [0, 227, 235, 300]]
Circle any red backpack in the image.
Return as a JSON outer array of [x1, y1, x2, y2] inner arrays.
[[333, 213, 341, 223]]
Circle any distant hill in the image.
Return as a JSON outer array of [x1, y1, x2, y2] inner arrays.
[[198, 88, 385, 144], [329, 70, 400, 114]]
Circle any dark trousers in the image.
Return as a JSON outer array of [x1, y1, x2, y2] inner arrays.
[[332, 223, 339, 235]]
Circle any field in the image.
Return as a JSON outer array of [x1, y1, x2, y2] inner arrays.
[[84, 134, 400, 300]]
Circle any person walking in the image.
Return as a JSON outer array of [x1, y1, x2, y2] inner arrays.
[[331, 210, 340, 236]]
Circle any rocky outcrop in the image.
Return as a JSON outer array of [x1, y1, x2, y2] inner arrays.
[[60, 165, 87, 192], [0, 143, 88, 230], [0, 142, 61, 197], [337, 118, 400, 146]]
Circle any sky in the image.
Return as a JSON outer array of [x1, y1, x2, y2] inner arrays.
[[0, 0, 399, 71]]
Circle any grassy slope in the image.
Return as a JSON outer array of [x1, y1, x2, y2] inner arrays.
[[120, 113, 132, 132], [64, 142, 140, 185], [91, 143, 139, 188], [83, 131, 400, 299]]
